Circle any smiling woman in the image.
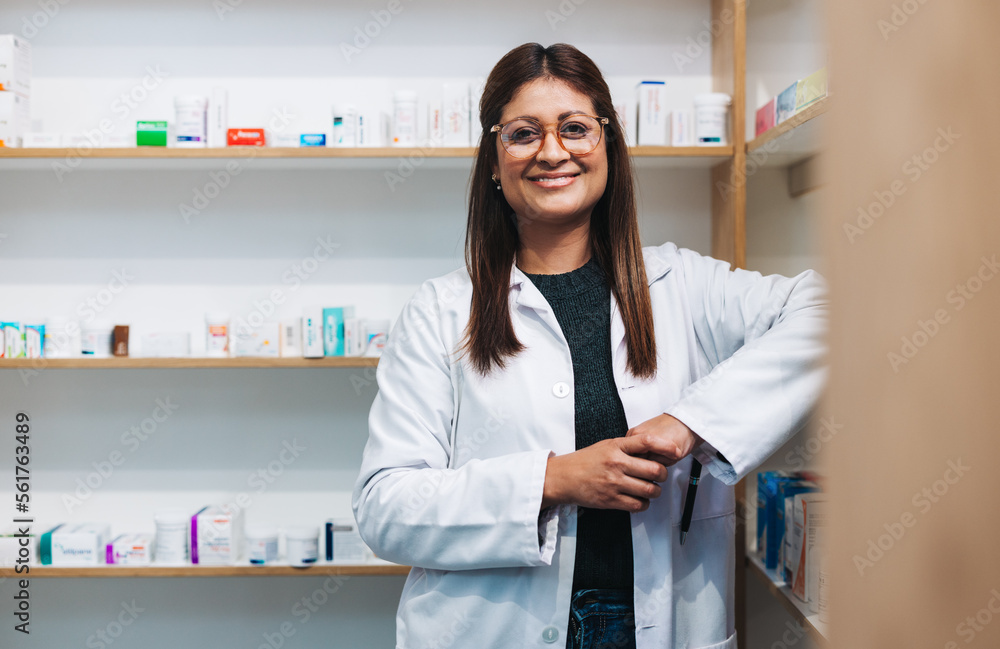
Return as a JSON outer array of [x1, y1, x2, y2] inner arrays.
[[353, 42, 828, 649]]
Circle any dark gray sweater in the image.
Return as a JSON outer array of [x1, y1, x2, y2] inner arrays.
[[524, 257, 633, 593]]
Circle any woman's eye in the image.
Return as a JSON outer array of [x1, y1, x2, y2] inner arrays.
[[560, 122, 589, 138], [509, 127, 541, 143]]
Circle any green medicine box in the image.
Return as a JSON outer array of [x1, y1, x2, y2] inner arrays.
[[136, 120, 168, 147]]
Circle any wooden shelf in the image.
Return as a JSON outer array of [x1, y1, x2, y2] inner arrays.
[[746, 553, 828, 645], [0, 356, 379, 369], [0, 562, 409, 578], [745, 96, 829, 167], [0, 145, 731, 160], [0, 146, 477, 160], [0, 144, 733, 171]]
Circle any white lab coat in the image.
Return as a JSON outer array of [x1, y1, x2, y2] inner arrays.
[[352, 242, 827, 649]]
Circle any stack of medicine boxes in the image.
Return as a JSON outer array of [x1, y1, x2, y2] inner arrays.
[[0, 35, 31, 147]]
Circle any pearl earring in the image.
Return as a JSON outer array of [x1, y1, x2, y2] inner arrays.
[[491, 174, 501, 190]]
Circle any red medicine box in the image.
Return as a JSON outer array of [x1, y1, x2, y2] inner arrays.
[[227, 128, 266, 146]]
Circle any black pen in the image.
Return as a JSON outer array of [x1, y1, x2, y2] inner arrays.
[[679, 459, 702, 545]]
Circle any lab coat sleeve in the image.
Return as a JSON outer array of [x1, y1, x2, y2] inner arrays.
[[352, 280, 559, 571], [664, 246, 828, 485]]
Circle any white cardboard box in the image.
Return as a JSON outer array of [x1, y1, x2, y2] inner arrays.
[[0, 35, 31, 97], [41, 523, 110, 566], [0, 91, 30, 147], [442, 83, 470, 146], [191, 505, 244, 565], [636, 81, 667, 146]]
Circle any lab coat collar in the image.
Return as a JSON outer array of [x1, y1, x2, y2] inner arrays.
[[509, 252, 672, 302]]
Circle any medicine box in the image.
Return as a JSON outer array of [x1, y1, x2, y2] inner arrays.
[[302, 308, 324, 358], [271, 132, 299, 147], [356, 112, 389, 147], [0, 91, 30, 147], [300, 133, 326, 147], [791, 493, 826, 602], [758, 471, 818, 570], [614, 102, 636, 148], [323, 307, 356, 357], [40, 523, 110, 566], [795, 68, 828, 112], [779, 480, 819, 575], [343, 318, 364, 357], [806, 505, 827, 610], [228, 128, 266, 146], [22, 132, 60, 148], [636, 81, 667, 146], [0, 35, 31, 97], [669, 111, 694, 147], [208, 87, 227, 148], [325, 518, 373, 563], [106, 533, 153, 566], [191, 505, 244, 565], [139, 332, 191, 357], [231, 322, 280, 358], [2, 322, 23, 358], [776, 81, 799, 123], [442, 83, 470, 147], [280, 319, 302, 357], [137, 121, 168, 147], [755, 98, 776, 138]]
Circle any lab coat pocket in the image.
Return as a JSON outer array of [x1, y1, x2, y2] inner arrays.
[[672, 514, 736, 649]]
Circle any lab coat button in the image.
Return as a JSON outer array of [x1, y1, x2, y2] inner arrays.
[[552, 382, 570, 398], [541, 626, 559, 643]]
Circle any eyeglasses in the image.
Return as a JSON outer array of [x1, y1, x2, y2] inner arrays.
[[490, 114, 609, 159]]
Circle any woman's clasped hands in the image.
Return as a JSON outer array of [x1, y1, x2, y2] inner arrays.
[[541, 414, 702, 513]]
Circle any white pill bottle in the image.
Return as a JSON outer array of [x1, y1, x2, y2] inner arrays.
[[175, 96, 209, 148], [693, 93, 732, 146]]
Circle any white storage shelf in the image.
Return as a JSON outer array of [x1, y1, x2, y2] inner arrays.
[[746, 551, 828, 644]]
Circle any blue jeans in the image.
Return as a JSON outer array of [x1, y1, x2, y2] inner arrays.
[[566, 588, 637, 649]]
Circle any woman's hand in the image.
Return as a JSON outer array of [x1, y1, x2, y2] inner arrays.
[[541, 435, 673, 513], [625, 413, 702, 467]]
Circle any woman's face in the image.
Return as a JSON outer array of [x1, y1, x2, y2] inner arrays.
[[492, 78, 609, 231]]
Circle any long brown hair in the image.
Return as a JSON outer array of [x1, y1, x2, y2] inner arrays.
[[463, 42, 656, 379]]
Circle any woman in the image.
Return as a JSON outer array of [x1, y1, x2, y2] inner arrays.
[[353, 43, 826, 649]]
